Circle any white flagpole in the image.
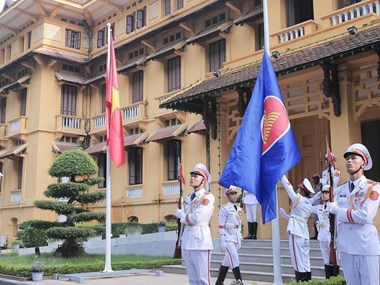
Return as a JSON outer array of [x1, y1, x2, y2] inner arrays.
[[104, 23, 113, 273], [263, 0, 283, 284]]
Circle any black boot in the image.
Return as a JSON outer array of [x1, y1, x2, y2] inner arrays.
[[325, 264, 340, 279], [244, 222, 253, 239], [215, 265, 229, 285], [251, 222, 258, 239], [295, 271, 308, 282], [306, 271, 311, 281], [232, 266, 243, 283], [311, 224, 318, 239]]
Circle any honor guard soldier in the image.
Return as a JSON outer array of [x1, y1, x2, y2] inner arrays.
[[311, 184, 331, 277], [176, 163, 215, 285], [280, 175, 321, 282], [321, 153, 341, 188], [215, 186, 243, 285], [326, 143, 380, 285], [242, 190, 259, 240]]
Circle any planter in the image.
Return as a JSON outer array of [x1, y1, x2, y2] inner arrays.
[[158, 226, 166, 232], [31, 272, 43, 281]]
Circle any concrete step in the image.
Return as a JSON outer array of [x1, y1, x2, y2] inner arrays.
[[212, 252, 324, 266], [161, 239, 343, 283]]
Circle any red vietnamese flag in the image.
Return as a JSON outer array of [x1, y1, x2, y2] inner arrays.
[[106, 31, 125, 167]]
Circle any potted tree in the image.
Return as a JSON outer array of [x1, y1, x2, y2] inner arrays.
[[11, 239, 24, 250], [31, 261, 44, 281]]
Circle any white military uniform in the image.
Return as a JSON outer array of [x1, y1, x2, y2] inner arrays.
[[281, 176, 313, 273], [334, 176, 380, 285], [311, 203, 330, 264], [181, 188, 215, 285], [242, 190, 258, 223], [321, 167, 340, 188], [218, 202, 242, 269]]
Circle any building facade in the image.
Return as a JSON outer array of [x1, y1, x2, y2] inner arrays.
[[0, 0, 379, 243]]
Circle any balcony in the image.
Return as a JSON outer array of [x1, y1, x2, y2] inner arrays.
[[271, 20, 319, 46], [90, 101, 147, 135], [323, 0, 380, 27], [6, 116, 28, 139], [162, 181, 180, 196], [55, 115, 85, 136]]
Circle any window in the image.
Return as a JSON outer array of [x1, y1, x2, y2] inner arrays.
[[19, 36, 25, 53], [129, 147, 143, 185], [26, 31, 32, 49], [62, 64, 80, 73], [132, 71, 144, 103], [209, 39, 226, 72], [167, 56, 181, 92], [17, 157, 23, 190], [65, 29, 81, 49], [205, 13, 226, 28], [286, 0, 313, 27], [0, 97, 6, 124], [101, 84, 106, 113], [97, 28, 106, 47], [20, 89, 27, 116], [256, 23, 264, 51], [136, 7, 146, 29], [98, 153, 106, 188], [167, 139, 181, 180], [339, 0, 362, 8], [177, 0, 184, 9], [126, 13, 135, 33], [60, 85, 77, 116], [164, 0, 171, 16]]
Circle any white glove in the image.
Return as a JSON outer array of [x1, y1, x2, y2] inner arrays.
[[326, 202, 339, 214], [176, 208, 184, 219], [220, 236, 227, 251], [279, 208, 290, 221], [281, 175, 290, 188]]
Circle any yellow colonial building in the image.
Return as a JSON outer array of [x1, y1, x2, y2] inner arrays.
[[0, 0, 379, 244]]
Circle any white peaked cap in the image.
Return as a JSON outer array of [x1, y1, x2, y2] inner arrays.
[[322, 184, 330, 192], [298, 178, 314, 195], [224, 185, 237, 197], [344, 143, 372, 170], [190, 163, 212, 184]]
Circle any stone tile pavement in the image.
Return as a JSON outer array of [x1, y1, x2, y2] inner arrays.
[[0, 271, 275, 285]]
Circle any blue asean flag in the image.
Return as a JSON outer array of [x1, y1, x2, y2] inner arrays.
[[219, 52, 300, 224]]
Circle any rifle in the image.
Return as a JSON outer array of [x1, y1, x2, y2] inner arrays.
[[325, 138, 340, 278], [173, 161, 185, 259]]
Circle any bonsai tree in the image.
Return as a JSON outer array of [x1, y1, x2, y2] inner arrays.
[[30, 150, 106, 257]]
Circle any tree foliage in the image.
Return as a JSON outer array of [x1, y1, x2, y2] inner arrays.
[[28, 150, 106, 257]]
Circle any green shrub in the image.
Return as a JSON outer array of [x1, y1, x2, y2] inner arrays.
[[165, 221, 178, 231], [286, 275, 345, 285]]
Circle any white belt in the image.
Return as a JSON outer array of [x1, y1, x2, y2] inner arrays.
[[319, 223, 329, 228], [188, 222, 208, 227], [225, 223, 240, 229], [291, 215, 307, 223]]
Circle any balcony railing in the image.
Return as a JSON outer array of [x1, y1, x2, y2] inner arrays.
[[90, 101, 147, 134], [6, 116, 28, 138], [162, 181, 180, 195], [126, 187, 143, 198], [55, 115, 84, 135], [272, 20, 319, 45], [328, 0, 380, 26]]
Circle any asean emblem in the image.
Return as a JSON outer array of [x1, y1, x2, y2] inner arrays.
[[261, 95, 290, 155]]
